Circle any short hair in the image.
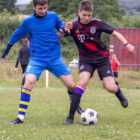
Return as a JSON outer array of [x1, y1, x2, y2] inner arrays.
[[33, 0, 48, 7], [79, 0, 94, 12], [22, 38, 29, 46]]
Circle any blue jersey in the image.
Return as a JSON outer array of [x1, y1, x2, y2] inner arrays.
[[9, 11, 64, 61]]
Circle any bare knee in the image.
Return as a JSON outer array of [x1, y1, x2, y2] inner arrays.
[[78, 80, 88, 89], [103, 77, 117, 93], [67, 83, 75, 91], [105, 84, 117, 93], [24, 75, 37, 90]]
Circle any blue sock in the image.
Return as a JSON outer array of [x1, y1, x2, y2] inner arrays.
[[18, 88, 31, 121]]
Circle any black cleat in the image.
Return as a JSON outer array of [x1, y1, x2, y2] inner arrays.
[[63, 118, 73, 125], [76, 106, 85, 115], [8, 118, 23, 125], [115, 89, 128, 108]]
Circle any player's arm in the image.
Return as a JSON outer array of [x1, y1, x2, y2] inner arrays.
[[14, 53, 20, 72], [15, 52, 20, 68], [1, 43, 13, 60], [56, 29, 65, 40], [1, 20, 29, 59], [115, 58, 120, 66], [55, 13, 65, 40], [111, 31, 135, 54]]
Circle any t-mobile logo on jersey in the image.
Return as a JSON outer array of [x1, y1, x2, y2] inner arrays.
[[78, 34, 85, 43]]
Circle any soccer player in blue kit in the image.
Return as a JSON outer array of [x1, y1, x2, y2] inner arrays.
[[2, 0, 83, 125], [63, 0, 135, 124]]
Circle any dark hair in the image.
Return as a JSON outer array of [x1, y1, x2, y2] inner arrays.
[[22, 38, 29, 46], [79, 0, 94, 11], [33, 0, 48, 7]]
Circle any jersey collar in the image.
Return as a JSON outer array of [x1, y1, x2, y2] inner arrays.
[[33, 11, 47, 18], [78, 16, 91, 26]]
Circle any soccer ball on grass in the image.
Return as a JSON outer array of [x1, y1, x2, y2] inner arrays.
[[81, 108, 98, 125]]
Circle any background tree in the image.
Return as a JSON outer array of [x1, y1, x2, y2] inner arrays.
[[1, 0, 140, 60], [22, 1, 33, 14], [0, 0, 17, 14], [23, 0, 122, 22]]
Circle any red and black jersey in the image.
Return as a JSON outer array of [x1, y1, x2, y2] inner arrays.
[[70, 17, 114, 63]]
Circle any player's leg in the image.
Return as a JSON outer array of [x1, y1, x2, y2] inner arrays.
[[20, 65, 27, 90], [48, 58, 84, 116], [59, 74, 75, 101], [63, 71, 91, 124], [8, 60, 44, 125], [114, 77, 119, 85], [63, 62, 94, 125], [98, 59, 128, 108], [114, 72, 119, 85], [59, 74, 84, 115], [103, 76, 128, 108], [8, 74, 37, 125]]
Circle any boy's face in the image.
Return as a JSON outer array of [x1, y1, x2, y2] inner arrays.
[[78, 10, 92, 24], [33, 4, 48, 17]]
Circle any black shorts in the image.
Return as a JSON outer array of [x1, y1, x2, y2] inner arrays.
[[113, 72, 118, 78], [79, 59, 113, 80]]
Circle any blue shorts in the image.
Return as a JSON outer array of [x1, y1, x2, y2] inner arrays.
[[25, 58, 71, 79]]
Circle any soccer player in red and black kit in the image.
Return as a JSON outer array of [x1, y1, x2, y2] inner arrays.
[[63, 0, 135, 125]]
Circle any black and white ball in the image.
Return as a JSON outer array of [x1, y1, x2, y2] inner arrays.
[[81, 108, 98, 125]]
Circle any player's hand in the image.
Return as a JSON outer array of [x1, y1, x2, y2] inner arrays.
[[65, 21, 73, 34], [14, 67, 18, 72], [57, 29, 64, 40], [64, 26, 71, 34], [1, 43, 13, 59], [59, 29, 64, 33], [3, 55, 7, 60], [126, 44, 135, 55]]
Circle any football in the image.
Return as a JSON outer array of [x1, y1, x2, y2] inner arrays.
[[81, 108, 98, 125]]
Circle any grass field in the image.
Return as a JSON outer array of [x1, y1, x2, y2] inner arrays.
[[0, 63, 140, 139], [0, 87, 140, 140]]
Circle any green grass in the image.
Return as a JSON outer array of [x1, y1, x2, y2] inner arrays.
[[1, 63, 140, 89], [0, 87, 140, 140], [0, 63, 140, 139]]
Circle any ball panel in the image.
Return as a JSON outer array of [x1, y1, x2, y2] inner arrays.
[[81, 108, 98, 125]]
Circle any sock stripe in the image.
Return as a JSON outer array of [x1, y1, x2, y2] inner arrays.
[[18, 111, 25, 115], [22, 89, 31, 95], [19, 104, 28, 109], [67, 90, 73, 95], [23, 88, 31, 91], [20, 101, 29, 105], [19, 108, 27, 112], [67, 90, 73, 102], [74, 86, 85, 95]]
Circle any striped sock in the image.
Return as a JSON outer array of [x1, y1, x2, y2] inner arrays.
[[67, 90, 73, 103], [17, 88, 31, 121]]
